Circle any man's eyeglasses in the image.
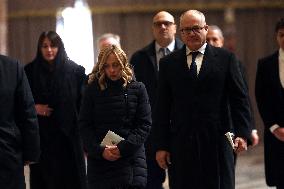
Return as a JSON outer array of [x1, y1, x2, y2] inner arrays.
[[153, 21, 175, 28], [180, 26, 205, 34]]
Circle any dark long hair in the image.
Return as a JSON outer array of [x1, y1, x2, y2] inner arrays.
[[275, 18, 284, 32], [33, 31, 69, 65]]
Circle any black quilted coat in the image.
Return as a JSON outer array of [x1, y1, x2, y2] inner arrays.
[[79, 78, 151, 189]]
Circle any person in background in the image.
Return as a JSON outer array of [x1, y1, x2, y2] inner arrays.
[[25, 31, 87, 189], [154, 10, 251, 189], [206, 25, 259, 147], [255, 18, 284, 189], [87, 33, 121, 78], [97, 33, 121, 51], [0, 55, 40, 189], [79, 45, 151, 189], [130, 11, 183, 189], [206, 25, 224, 48]]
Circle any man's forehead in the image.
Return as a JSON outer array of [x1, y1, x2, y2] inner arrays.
[[208, 30, 219, 36], [153, 12, 174, 23], [278, 28, 284, 33], [180, 13, 204, 26]]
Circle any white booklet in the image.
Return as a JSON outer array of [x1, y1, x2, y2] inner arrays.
[[101, 130, 125, 146], [225, 132, 236, 150]]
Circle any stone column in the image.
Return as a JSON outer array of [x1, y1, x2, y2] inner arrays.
[[0, 0, 7, 54], [223, 7, 236, 53]]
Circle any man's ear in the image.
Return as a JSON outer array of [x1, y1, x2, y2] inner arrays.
[[204, 25, 209, 31]]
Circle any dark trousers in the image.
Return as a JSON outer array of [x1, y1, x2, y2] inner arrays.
[[146, 159, 165, 189], [277, 186, 284, 189]]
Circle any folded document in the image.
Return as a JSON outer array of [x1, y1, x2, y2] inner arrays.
[[101, 130, 125, 146], [225, 132, 235, 150]]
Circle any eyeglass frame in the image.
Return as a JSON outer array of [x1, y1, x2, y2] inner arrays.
[[153, 21, 175, 28], [180, 25, 207, 35]]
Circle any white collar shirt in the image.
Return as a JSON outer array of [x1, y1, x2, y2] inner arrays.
[[155, 40, 176, 70], [186, 43, 207, 75]]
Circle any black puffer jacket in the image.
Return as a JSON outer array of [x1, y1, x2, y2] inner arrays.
[[79, 78, 151, 189]]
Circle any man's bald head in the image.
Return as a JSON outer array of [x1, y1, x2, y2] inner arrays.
[[152, 11, 177, 47], [153, 11, 175, 24], [206, 25, 224, 48]]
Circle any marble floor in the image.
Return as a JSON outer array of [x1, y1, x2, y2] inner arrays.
[[25, 144, 275, 189], [162, 144, 275, 189], [235, 144, 274, 189]]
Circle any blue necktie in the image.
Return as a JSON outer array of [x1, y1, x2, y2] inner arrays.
[[160, 48, 169, 58], [190, 51, 199, 78]]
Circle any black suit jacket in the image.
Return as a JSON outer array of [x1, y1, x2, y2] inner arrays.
[[155, 44, 251, 189], [0, 55, 40, 189], [255, 50, 284, 186], [130, 38, 183, 158]]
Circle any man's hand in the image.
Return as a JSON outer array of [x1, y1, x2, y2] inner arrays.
[[234, 137, 247, 154], [251, 130, 259, 147], [35, 104, 53, 117], [273, 127, 284, 142], [156, 150, 171, 169]]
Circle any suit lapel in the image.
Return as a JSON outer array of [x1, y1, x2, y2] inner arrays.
[[176, 46, 191, 78], [145, 41, 158, 75], [198, 44, 216, 81], [270, 52, 280, 84]]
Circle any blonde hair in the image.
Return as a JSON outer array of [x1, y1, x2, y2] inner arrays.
[[88, 45, 133, 90]]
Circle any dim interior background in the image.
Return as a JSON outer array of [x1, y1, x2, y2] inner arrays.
[[1, 1, 283, 188], [5, 0, 284, 142], [0, 0, 284, 188], [1, 0, 284, 164]]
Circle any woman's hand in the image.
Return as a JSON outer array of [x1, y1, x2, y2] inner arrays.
[[156, 150, 171, 169], [102, 146, 121, 161], [35, 104, 53, 117]]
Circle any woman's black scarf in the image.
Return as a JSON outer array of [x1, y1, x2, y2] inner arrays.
[[29, 53, 67, 109]]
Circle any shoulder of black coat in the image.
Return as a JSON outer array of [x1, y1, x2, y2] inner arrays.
[[0, 54, 19, 68], [258, 50, 278, 66], [66, 59, 85, 74]]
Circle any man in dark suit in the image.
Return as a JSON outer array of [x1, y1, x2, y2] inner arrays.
[[0, 55, 40, 189], [255, 18, 284, 189], [154, 10, 251, 189], [130, 11, 183, 189]]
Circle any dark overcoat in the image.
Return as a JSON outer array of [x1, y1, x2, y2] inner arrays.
[[0, 55, 40, 189], [255, 51, 284, 187], [25, 59, 87, 189], [130, 39, 183, 159], [79, 79, 151, 189], [154, 45, 251, 189]]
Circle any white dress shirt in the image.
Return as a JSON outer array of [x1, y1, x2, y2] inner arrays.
[[186, 43, 207, 75], [155, 40, 175, 70]]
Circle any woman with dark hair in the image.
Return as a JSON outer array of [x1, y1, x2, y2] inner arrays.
[[25, 31, 87, 189], [79, 45, 151, 189]]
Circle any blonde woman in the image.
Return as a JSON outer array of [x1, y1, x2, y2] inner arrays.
[[79, 45, 151, 189]]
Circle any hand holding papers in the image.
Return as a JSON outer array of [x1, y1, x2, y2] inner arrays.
[[101, 130, 125, 146]]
